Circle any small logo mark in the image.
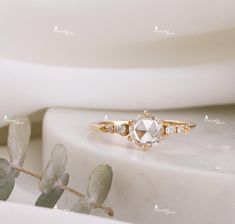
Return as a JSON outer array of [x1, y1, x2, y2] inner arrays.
[[154, 204, 175, 215], [204, 115, 225, 125], [154, 26, 175, 36], [53, 26, 75, 36]]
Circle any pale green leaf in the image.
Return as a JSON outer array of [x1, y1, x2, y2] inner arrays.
[[87, 164, 113, 205], [7, 115, 31, 176], [71, 197, 92, 214], [39, 144, 67, 194], [0, 158, 15, 200], [36, 173, 69, 208]]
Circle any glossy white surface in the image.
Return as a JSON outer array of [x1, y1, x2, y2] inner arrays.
[[1, 1, 235, 126], [0, 59, 235, 128], [43, 107, 235, 224], [0, 201, 126, 224], [0, 1, 235, 67]]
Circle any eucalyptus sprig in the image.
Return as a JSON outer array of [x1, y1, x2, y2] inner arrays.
[[0, 115, 113, 217]]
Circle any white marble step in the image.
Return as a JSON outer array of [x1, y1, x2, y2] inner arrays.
[[0, 201, 125, 224], [42, 107, 235, 224]]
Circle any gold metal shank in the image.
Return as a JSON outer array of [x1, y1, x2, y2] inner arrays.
[[90, 120, 196, 136]]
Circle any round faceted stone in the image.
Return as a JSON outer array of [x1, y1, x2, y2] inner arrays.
[[177, 126, 185, 133], [129, 116, 164, 147], [115, 123, 127, 135], [166, 125, 175, 135]]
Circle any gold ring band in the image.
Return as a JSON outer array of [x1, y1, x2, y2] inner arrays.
[[90, 111, 196, 150]]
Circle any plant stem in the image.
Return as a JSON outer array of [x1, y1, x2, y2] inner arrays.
[[13, 165, 41, 179], [13, 165, 114, 216], [59, 184, 85, 198], [94, 204, 114, 217]]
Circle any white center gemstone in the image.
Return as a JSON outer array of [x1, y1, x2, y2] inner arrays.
[[129, 116, 164, 147]]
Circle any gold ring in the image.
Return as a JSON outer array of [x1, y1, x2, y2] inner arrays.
[[90, 110, 196, 151]]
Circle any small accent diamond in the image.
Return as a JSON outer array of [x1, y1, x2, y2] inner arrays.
[[106, 125, 114, 133], [177, 126, 184, 133], [166, 126, 175, 135], [115, 124, 127, 135]]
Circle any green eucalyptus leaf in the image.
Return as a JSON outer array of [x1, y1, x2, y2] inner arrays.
[[87, 164, 113, 205], [7, 115, 31, 176], [36, 173, 69, 208], [0, 158, 15, 200], [71, 197, 92, 214], [39, 144, 67, 194]]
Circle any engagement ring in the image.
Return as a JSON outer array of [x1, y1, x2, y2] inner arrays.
[[90, 111, 196, 150]]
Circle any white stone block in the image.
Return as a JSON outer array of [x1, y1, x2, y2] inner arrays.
[[43, 107, 235, 224]]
